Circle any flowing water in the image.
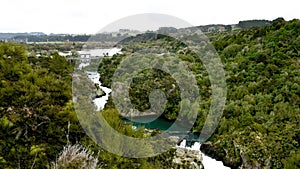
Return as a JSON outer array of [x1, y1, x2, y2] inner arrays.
[[86, 71, 111, 111], [80, 57, 229, 169]]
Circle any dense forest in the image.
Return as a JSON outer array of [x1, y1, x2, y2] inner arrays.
[[0, 18, 299, 168], [0, 43, 178, 168], [98, 18, 300, 169], [201, 18, 300, 169]]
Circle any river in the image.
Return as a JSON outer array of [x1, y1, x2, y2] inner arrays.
[[86, 71, 111, 111], [125, 114, 230, 169], [82, 64, 229, 169]]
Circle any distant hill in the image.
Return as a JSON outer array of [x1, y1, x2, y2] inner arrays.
[[0, 32, 45, 40], [237, 19, 272, 29], [0, 18, 280, 42], [181, 19, 274, 33]]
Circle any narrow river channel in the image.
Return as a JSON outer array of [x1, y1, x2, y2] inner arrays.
[[84, 69, 229, 169]]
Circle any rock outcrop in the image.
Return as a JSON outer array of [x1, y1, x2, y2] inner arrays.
[[200, 142, 242, 169], [172, 141, 204, 169]]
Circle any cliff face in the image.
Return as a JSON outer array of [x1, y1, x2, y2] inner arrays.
[[200, 142, 273, 169], [200, 142, 241, 169]]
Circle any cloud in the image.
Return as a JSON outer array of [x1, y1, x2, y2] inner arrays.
[[0, 0, 299, 34]]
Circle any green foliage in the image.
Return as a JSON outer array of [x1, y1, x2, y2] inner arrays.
[[0, 42, 179, 168], [0, 42, 85, 168], [1, 18, 299, 168], [98, 19, 300, 168], [209, 19, 300, 168], [98, 34, 211, 123]]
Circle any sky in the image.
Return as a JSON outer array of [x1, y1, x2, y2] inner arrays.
[[1, 0, 299, 34]]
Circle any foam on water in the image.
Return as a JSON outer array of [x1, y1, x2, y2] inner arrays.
[[176, 140, 230, 169]]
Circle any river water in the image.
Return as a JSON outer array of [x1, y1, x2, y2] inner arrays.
[[81, 61, 229, 169], [124, 113, 230, 169], [86, 71, 111, 111]]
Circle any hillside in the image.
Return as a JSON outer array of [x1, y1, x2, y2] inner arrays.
[[0, 18, 298, 168], [98, 18, 300, 169]]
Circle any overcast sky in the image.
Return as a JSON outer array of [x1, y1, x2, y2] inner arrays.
[[1, 0, 299, 34]]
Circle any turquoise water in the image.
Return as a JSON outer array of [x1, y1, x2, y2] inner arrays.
[[123, 115, 177, 130], [122, 115, 201, 142]]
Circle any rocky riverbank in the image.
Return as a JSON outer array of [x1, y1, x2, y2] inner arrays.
[[173, 140, 204, 169], [173, 147, 204, 169], [200, 142, 241, 169], [200, 141, 274, 169]]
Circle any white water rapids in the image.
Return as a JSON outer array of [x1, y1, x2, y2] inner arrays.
[[177, 140, 230, 169]]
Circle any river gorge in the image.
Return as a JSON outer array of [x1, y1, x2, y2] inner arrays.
[[83, 67, 229, 169]]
